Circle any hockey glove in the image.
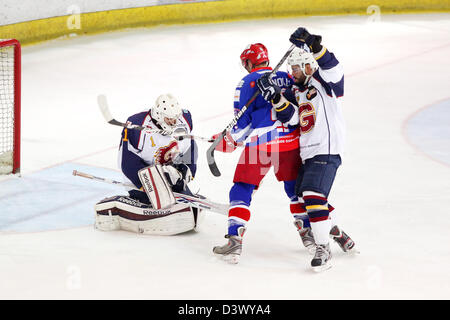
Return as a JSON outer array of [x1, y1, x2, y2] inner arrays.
[[256, 73, 281, 102], [155, 140, 180, 165], [289, 27, 323, 54], [211, 131, 238, 153]]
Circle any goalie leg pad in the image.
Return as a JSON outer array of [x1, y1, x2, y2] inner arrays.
[[94, 195, 195, 235], [94, 209, 120, 231], [138, 165, 176, 209]]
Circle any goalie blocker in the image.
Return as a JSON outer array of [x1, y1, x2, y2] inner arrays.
[[94, 195, 204, 235], [138, 164, 177, 210]]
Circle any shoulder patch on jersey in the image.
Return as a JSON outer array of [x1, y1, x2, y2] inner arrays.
[[237, 80, 245, 88], [306, 86, 318, 100]]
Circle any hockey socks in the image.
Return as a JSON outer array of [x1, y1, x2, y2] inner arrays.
[[228, 206, 250, 236], [228, 182, 255, 236], [303, 191, 331, 245], [291, 198, 335, 230], [291, 199, 311, 229]]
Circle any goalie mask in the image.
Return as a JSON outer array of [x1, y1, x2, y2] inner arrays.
[[287, 48, 319, 83], [151, 94, 182, 132]]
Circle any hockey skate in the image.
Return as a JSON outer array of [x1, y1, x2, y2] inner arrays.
[[311, 243, 332, 272], [329, 225, 359, 254], [294, 220, 316, 254], [213, 226, 245, 264]]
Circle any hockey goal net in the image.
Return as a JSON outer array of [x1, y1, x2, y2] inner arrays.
[[0, 39, 21, 175]]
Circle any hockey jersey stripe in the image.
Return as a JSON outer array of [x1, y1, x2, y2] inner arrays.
[[313, 73, 344, 98], [182, 110, 193, 132], [314, 48, 339, 71]]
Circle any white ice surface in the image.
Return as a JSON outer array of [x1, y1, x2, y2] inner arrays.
[[1, 13, 450, 299]]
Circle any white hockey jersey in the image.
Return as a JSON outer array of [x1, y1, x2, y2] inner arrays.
[[285, 47, 346, 162], [117, 109, 196, 189]]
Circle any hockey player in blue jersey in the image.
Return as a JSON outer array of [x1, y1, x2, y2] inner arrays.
[[212, 43, 305, 264], [94, 93, 202, 235], [256, 28, 357, 271]]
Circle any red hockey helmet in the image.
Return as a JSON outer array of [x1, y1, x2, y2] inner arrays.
[[240, 43, 269, 67]]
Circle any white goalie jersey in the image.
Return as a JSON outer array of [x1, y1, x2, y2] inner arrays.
[[117, 108, 196, 190]]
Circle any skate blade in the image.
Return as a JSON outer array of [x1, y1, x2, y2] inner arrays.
[[215, 253, 240, 264], [312, 262, 332, 273]]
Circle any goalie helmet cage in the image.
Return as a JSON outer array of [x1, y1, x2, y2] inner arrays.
[[0, 39, 21, 175]]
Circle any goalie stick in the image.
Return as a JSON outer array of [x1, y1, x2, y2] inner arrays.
[[72, 170, 229, 215], [206, 44, 297, 177], [97, 94, 213, 143]]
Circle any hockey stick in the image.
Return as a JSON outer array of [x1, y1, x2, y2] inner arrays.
[[97, 94, 213, 143], [206, 44, 297, 177], [72, 170, 229, 215]]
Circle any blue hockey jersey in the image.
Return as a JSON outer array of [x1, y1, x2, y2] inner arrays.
[[231, 67, 299, 152]]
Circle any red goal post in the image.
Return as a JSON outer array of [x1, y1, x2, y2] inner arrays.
[[0, 39, 21, 175]]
